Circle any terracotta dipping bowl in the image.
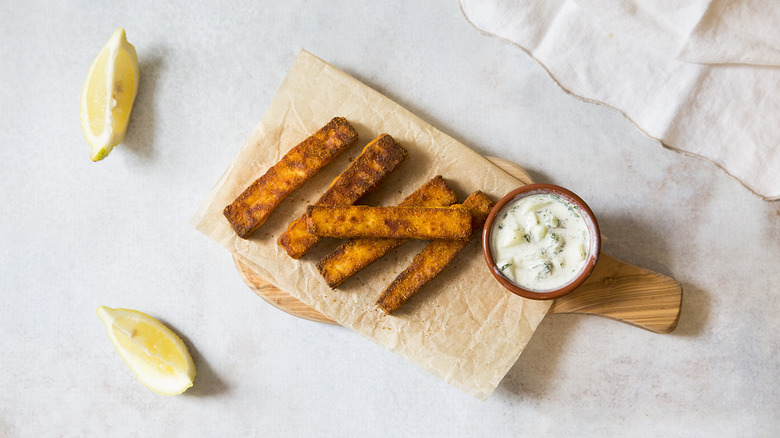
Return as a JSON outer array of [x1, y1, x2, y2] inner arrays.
[[482, 184, 601, 300]]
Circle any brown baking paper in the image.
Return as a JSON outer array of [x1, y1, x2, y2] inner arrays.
[[191, 50, 551, 400]]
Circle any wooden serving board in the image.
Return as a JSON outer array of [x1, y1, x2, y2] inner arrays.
[[234, 157, 683, 334]]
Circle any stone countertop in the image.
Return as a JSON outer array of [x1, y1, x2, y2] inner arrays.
[[1, 1, 778, 436]]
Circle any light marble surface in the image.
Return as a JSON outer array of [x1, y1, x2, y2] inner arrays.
[[1, 1, 778, 436]]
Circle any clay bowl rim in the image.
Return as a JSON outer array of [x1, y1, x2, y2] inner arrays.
[[482, 183, 601, 301]]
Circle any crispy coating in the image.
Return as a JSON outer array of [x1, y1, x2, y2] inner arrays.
[[277, 134, 407, 259], [223, 117, 358, 239], [376, 191, 494, 314], [306, 205, 472, 240], [316, 175, 457, 288]]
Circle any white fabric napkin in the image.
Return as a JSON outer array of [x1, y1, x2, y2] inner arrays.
[[460, 0, 780, 200]]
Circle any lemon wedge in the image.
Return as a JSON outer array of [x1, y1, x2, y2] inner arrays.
[[80, 28, 139, 161], [97, 306, 195, 395]]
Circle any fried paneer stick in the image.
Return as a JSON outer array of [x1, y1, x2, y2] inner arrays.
[[316, 175, 457, 288], [277, 134, 407, 259], [376, 191, 494, 314], [306, 205, 472, 240], [223, 117, 359, 239]]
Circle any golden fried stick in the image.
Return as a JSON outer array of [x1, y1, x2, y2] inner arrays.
[[316, 176, 457, 288], [277, 134, 407, 259], [376, 191, 494, 314], [223, 117, 359, 239], [306, 205, 472, 240]]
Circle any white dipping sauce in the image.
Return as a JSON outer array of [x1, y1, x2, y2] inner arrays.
[[490, 193, 590, 292]]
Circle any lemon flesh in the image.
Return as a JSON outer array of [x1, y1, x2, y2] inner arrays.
[[97, 306, 195, 395], [80, 28, 139, 161]]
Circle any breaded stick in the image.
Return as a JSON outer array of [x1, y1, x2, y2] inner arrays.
[[306, 205, 472, 240], [277, 134, 407, 259], [223, 117, 359, 239], [317, 176, 457, 288], [376, 191, 494, 314]]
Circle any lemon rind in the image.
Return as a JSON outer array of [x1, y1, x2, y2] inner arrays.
[[97, 306, 196, 396], [80, 29, 139, 162]]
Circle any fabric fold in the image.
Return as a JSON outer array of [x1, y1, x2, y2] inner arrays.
[[677, 0, 780, 66]]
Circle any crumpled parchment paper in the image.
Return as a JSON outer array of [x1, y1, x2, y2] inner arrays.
[[191, 50, 551, 400]]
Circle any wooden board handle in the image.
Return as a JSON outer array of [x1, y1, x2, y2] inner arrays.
[[548, 253, 682, 333]]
